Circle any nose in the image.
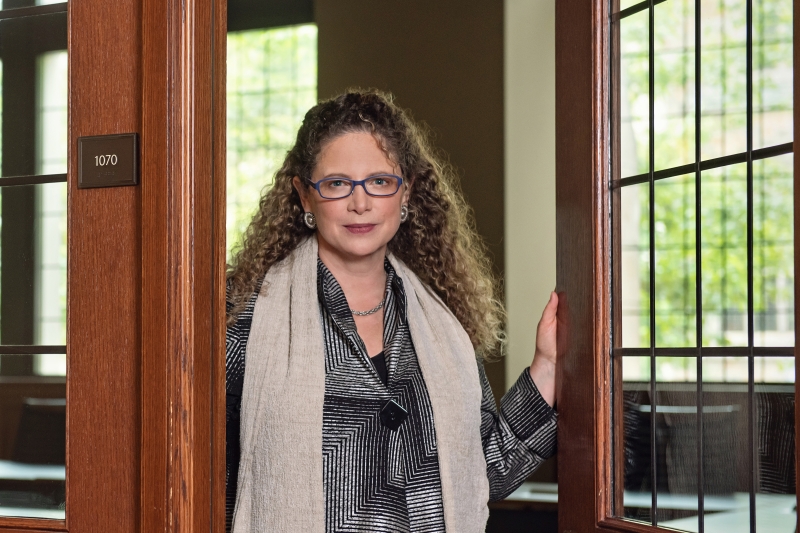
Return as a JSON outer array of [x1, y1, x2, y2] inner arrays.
[[348, 183, 371, 214]]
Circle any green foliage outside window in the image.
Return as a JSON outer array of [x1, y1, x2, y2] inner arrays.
[[619, 0, 793, 382], [227, 24, 317, 262]]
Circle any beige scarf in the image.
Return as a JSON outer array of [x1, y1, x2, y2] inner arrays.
[[232, 237, 489, 532]]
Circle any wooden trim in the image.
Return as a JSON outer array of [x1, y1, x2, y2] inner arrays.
[[609, 0, 625, 518], [140, 0, 225, 531], [598, 518, 693, 533], [211, 0, 228, 530], [794, 0, 799, 520], [66, 0, 142, 531], [0, 519, 66, 532], [555, 0, 614, 531]]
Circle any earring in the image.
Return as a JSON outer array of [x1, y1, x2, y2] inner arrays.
[[400, 204, 409, 223], [303, 212, 317, 229]]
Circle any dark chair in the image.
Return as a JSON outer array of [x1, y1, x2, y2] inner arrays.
[[12, 398, 66, 465]]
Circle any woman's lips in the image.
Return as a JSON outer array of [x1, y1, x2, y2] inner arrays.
[[344, 224, 376, 234]]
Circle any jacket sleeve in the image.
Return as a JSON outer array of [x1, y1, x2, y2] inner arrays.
[[225, 287, 247, 533], [478, 361, 558, 501]]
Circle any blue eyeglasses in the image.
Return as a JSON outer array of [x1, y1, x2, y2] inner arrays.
[[305, 174, 404, 199]]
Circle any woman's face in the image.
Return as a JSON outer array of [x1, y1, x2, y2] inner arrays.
[[294, 131, 410, 264]]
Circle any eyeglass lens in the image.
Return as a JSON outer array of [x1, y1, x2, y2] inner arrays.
[[318, 176, 400, 198]]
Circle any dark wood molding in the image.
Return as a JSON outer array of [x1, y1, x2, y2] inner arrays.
[[140, 0, 225, 532], [0, 520, 66, 532], [555, 0, 614, 531], [794, 0, 799, 524], [66, 0, 142, 531]]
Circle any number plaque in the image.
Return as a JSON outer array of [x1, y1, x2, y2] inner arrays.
[[78, 133, 138, 189]]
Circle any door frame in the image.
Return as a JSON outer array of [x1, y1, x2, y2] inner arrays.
[[57, 0, 225, 532], [554, 1, 800, 532]]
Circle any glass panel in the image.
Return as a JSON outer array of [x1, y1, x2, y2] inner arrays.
[[0, 390, 65, 518], [619, 0, 641, 11], [701, 0, 747, 160], [703, 359, 751, 531], [754, 154, 793, 347], [754, 376, 796, 530], [621, 356, 652, 517], [0, 183, 64, 349], [0, 6, 67, 521], [654, 358, 699, 529], [655, 174, 696, 347], [753, 0, 793, 149], [0, 1, 67, 10], [622, 355, 651, 382], [755, 356, 794, 383], [226, 24, 317, 260], [653, 0, 695, 172], [701, 164, 748, 347], [36, 50, 67, 176], [619, 8, 649, 178], [0, 11, 67, 178], [621, 181, 650, 347]]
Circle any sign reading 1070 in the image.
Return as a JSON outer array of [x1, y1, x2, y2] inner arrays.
[[95, 154, 118, 166], [78, 133, 139, 189]]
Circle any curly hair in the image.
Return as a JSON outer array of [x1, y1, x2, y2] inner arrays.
[[226, 89, 506, 359]]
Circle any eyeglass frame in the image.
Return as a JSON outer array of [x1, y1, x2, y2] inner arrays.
[[304, 174, 405, 199]]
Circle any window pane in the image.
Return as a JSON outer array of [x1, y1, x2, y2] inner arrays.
[[754, 375, 795, 529], [701, 0, 748, 160], [619, 0, 641, 11], [36, 51, 67, 176], [701, 163, 748, 347], [655, 174, 696, 347], [619, 9, 649, 178], [0, 8, 67, 520], [0, 183, 64, 351], [226, 24, 317, 261], [702, 360, 751, 530], [653, 0, 695, 172], [753, 0, 792, 149], [753, 154, 793, 347], [621, 182, 650, 347], [622, 358, 701, 526], [621, 358, 652, 518], [0, 11, 67, 178]]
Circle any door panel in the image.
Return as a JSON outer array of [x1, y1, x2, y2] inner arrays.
[[2, 0, 224, 531], [555, 0, 799, 532]]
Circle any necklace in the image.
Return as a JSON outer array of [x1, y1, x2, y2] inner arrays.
[[351, 297, 386, 316]]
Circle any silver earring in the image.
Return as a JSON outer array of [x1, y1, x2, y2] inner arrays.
[[400, 204, 409, 223], [303, 212, 317, 229]]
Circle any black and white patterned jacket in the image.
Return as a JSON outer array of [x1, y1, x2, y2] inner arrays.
[[226, 259, 557, 532]]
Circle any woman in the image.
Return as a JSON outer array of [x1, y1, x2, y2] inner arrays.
[[226, 90, 558, 533]]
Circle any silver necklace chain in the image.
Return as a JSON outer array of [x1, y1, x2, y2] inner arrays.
[[351, 297, 386, 316]]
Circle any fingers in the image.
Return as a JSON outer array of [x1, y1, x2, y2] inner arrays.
[[540, 291, 558, 323]]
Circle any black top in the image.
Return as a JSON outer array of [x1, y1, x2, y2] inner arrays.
[[370, 351, 387, 385]]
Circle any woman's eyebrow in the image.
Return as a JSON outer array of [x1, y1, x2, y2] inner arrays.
[[320, 171, 396, 179]]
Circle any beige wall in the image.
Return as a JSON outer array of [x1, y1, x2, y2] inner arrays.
[[316, 0, 507, 396], [504, 0, 556, 387], [315, 0, 556, 395]]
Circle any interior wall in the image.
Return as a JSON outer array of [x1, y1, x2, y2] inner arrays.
[[316, 0, 506, 396], [504, 0, 556, 388]]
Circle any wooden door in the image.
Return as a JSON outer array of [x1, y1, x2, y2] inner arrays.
[[0, 1, 226, 532], [555, 0, 798, 532]]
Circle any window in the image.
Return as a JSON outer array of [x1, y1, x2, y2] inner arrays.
[[35, 50, 67, 376], [226, 24, 317, 260], [612, 0, 794, 530]]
